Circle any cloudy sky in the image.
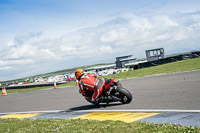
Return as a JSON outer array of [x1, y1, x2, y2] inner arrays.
[[0, 0, 200, 81]]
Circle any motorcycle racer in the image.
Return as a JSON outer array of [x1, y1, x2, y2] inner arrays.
[[75, 69, 105, 104]]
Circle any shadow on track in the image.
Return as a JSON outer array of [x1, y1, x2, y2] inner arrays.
[[65, 103, 123, 112]]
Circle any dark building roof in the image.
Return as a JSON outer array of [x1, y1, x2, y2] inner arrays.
[[116, 55, 133, 60], [118, 58, 136, 62]]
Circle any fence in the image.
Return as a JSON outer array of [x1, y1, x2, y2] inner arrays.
[[0, 82, 65, 90]]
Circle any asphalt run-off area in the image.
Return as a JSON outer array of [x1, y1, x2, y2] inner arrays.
[[1, 70, 200, 127]]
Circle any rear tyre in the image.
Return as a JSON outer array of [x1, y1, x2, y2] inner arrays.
[[116, 87, 132, 104]]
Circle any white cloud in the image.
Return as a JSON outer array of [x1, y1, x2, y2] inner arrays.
[[100, 29, 127, 43], [153, 34, 170, 41], [0, 67, 12, 70], [0, 59, 35, 66], [7, 40, 15, 46], [6, 45, 36, 59], [153, 16, 179, 27], [99, 45, 114, 53], [128, 15, 154, 31], [192, 14, 200, 22], [59, 45, 77, 54], [174, 31, 188, 40], [1, 11, 200, 81], [15, 31, 42, 40], [6, 31, 43, 47], [40, 49, 57, 58]]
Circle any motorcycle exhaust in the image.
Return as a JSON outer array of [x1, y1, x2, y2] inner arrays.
[[110, 96, 121, 102]]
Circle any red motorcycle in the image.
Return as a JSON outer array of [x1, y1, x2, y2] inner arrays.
[[84, 78, 132, 105]]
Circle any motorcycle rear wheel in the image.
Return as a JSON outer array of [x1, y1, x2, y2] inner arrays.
[[116, 87, 132, 104]]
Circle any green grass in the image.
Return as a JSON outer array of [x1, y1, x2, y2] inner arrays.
[[4, 57, 200, 94], [58, 81, 76, 87], [0, 118, 199, 133], [104, 57, 200, 79]]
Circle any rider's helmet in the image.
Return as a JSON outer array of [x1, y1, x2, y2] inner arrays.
[[75, 69, 84, 80]]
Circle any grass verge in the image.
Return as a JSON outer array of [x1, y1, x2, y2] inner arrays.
[[104, 57, 200, 79], [0, 118, 199, 133]]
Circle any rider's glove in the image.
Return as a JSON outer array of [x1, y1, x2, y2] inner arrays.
[[79, 89, 85, 96]]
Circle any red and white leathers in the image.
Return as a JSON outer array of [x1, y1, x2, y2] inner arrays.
[[77, 73, 105, 101]]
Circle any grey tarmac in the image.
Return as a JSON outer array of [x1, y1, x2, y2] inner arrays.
[[0, 70, 200, 113], [0, 70, 200, 127]]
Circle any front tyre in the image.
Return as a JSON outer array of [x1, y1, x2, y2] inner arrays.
[[116, 87, 132, 104]]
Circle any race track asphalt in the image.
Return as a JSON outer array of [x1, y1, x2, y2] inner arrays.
[[1, 70, 200, 113]]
